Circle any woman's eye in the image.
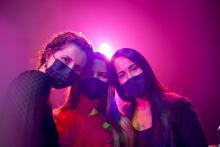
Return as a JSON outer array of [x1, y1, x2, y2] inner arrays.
[[83, 70, 93, 78], [118, 73, 125, 79], [98, 73, 108, 79], [131, 65, 139, 73], [61, 57, 71, 64], [101, 75, 107, 79], [73, 65, 82, 73], [85, 70, 93, 75]]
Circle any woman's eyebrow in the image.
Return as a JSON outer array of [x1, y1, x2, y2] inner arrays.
[[98, 72, 107, 75], [63, 55, 73, 61], [128, 64, 136, 70], [117, 71, 125, 75]]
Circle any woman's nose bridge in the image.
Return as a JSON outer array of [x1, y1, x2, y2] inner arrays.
[[127, 71, 133, 79]]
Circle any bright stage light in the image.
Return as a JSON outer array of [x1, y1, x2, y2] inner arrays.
[[96, 42, 114, 60]]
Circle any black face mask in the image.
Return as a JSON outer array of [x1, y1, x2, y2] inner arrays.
[[121, 72, 147, 98], [80, 77, 108, 100], [46, 59, 79, 89]]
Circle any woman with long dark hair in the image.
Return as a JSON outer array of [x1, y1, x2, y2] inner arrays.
[[109, 48, 208, 147], [54, 52, 117, 147], [0, 31, 93, 147]]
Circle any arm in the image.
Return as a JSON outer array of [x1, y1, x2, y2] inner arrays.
[[1, 70, 59, 147]]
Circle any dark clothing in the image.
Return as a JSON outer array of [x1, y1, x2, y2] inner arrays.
[[133, 97, 208, 147], [171, 98, 208, 147], [135, 127, 153, 147], [0, 70, 59, 147]]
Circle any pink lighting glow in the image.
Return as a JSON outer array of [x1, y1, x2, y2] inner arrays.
[[96, 42, 114, 60]]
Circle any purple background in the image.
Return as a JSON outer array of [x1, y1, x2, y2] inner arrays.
[[0, 0, 220, 144]]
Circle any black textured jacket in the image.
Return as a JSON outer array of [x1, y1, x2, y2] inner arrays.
[[0, 70, 59, 147], [124, 94, 208, 147]]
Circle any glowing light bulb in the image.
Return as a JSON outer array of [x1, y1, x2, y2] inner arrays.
[[97, 42, 114, 60]]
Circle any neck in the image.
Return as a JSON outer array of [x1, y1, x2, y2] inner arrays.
[[76, 93, 100, 115], [136, 98, 151, 111], [133, 98, 152, 130], [50, 87, 71, 109]]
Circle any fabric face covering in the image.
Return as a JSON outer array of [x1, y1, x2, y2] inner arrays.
[[121, 73, 147, 98], [46, 59, 79, 89], [80, 77, 108, 100]]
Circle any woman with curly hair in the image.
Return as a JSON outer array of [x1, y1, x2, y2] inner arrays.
[[0, 31, 93, 147]]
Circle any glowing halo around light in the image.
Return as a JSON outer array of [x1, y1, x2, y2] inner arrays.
[[96, 42, 114, 60]]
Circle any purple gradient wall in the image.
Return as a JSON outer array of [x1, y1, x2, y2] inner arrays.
[[0, 0, 219, 144]]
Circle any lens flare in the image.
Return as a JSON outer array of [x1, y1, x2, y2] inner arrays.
[[97, 42, 114, 60]]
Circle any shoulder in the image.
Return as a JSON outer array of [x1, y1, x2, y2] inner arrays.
[[165, 92, 192, 108], [11, 70, 51, 88], [164, 95, 208, 146], [164, 92, 196, 117], [5, 70, 52, 97], [17, 70, 50, 82], [164, 93, 200, 126]]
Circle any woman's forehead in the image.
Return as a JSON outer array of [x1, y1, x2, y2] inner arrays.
[[92, 58, 107, 72], [114, 57, 134, 72], [56, 44, 87, 65]]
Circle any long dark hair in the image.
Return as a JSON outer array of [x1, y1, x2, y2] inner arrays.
[[110, 48, 176, 147]]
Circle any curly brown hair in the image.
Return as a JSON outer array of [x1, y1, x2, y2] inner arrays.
[[37, 31, 93, 70]]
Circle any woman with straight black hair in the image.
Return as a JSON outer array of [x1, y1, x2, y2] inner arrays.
[[109, 48, 208, 147]]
